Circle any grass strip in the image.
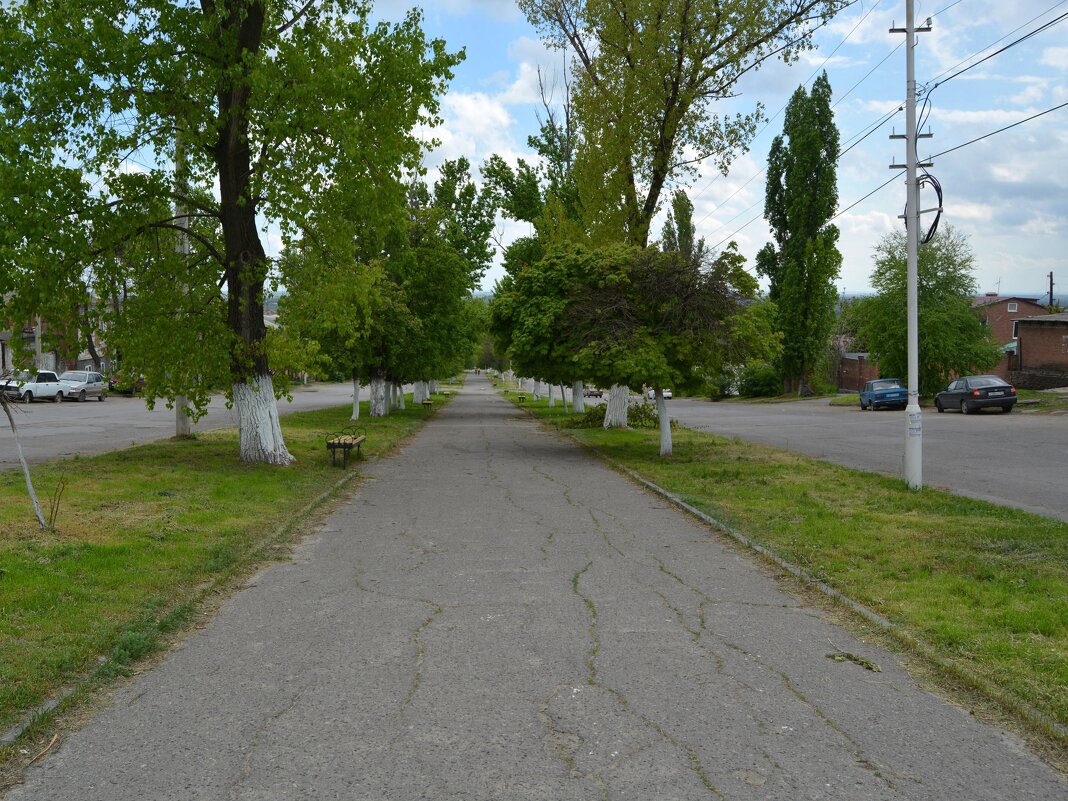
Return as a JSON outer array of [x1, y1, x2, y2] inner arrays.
[[512, 392, 1068, 748], [0, 391, 450, 750]]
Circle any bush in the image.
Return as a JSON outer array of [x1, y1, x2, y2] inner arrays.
[[738, 362, 781, 397], [568, 400, 674, 429], [706, 373, 735, 401]]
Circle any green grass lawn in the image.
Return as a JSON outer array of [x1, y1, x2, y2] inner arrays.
[[0, 393, 449, 752], [510, 392, 1068, 751]]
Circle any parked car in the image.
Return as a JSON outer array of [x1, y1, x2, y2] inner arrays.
[[583, 386, 604, 398], [646, 388, 673, 400], [935, 375, 1016, 414], [108, 373, 146, 394], [1, 369, 64, 403], [859, 378, 908, 410], [58, 369, 108, 401]]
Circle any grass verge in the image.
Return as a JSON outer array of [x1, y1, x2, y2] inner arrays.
[[0, 390, 451, 765], [509, 391, 1068, 755]]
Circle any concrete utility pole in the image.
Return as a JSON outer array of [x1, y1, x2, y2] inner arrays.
[[891, 1, 931, 490]]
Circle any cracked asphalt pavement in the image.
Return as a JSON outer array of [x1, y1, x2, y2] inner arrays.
[[7, 376, 1064, 800]]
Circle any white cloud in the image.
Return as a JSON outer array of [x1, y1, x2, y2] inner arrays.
[[1041, 47, 1068, 69]]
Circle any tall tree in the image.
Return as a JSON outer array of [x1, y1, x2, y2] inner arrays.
[[760, 72, 842, 394], [520, 0, 843, 248], [857, 226, 1002, 395], [0, 1, 460, 463]]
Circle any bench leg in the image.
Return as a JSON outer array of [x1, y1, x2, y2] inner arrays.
[[330, 447, 337, 467]]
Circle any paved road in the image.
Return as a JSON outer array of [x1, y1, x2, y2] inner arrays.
[[7, 375, 1063, 800], [0, 382, 357, 471], [666, 397, 1068, 522]]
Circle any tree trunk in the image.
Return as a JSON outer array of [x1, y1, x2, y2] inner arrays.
[[559, 384, 568, 412], [412, 380, 426, 405], [604, 384, 629, 429], [396, 383, 406, 410], [370, 371, 388, 417], [1, 396, 47, 529], [232, 374, 294, 465], [548, 383, 555, 407], [351, 370, 360, 420], [175, 396, 192, 437], [655, 389, 672, 456], [429, 380, 438, 394], [572, 380, 585, 413], [213, 0, 290, 464]]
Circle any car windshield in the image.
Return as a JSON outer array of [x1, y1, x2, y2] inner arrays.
[[968, 377, 1004, 388], [58, 372, 87, 381], [872, 380, 902, 390]]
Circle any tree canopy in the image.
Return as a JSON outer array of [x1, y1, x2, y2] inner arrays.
[[0, 0, 460, 461], [857, 226, 1002, 395], [520, 0, 844, 246], [759, 72, 842, 394]]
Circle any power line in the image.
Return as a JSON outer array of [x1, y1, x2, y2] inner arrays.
[[930, 101, 1068, 158]]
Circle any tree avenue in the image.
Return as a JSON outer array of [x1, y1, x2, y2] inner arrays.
[[0, 1, 460, 463]]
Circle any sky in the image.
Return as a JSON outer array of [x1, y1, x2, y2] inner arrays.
[[369, 0, 1068, 299]]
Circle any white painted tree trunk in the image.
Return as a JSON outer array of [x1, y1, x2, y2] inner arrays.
[[370, 376, 388, 417], [412, 381, 426, 405], [572, 380, 585, 414], [548, 383, 555, 407], [351, 375, 360, 420], [429, 379, 438, 394], [604, 384, 629, 429], [2, 396, 47, 528], [175, 395, 191, 437], [656, 389, 672, 456], [233, 374, 295, 465], [396, 383, 406, 410], [559, 384, 568, 412]]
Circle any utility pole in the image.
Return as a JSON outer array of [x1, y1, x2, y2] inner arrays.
[[890, 1, 931, 490], [1049, 272, 1055, 307]]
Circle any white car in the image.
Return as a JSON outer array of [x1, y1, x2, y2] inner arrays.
[[58, 369, 108, 401], [646, 388, 672, 400], [1, 369, 64, 403]]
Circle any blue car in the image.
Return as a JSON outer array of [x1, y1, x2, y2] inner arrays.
[[859, 378, 908, 411]]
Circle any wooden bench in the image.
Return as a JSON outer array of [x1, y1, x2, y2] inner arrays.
[[326, 427, 366, 468], [421, 399, 433, 411], [517, 394, 526, 402]]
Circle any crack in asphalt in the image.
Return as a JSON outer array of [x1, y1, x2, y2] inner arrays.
[[572, 560, 724, 799], [647, 559, 904, 794], [353, 572, 445, 714], [228, 690, 303, 800]]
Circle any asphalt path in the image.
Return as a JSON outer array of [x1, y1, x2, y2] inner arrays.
[[0, 382, 357, 471], [665, 396, 1068, 522], [6, 375, 1063, 800]]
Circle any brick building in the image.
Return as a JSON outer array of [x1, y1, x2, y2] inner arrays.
[[1011, 313, 1068, 388]]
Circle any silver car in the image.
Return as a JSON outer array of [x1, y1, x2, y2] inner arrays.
[[58, 369, 108, 401]]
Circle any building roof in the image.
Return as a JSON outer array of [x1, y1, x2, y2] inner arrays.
[[971, 294, 1042, 309], [1017, 312, 1068, 325]]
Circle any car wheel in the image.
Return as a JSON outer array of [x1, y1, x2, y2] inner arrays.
[[54, 391, 63, 403], [935, 400, 944, 413], [859, 399, 866, 410], [22, 391, 32, 404], [98, 392, 106, 401], [960, 400, 970, 415], [1002, 404, 1012, 414], [78, 390, 86, 402]]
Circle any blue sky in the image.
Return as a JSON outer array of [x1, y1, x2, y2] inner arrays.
[[371, 0, 1067, 298]]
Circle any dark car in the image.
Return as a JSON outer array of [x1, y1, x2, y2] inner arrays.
[[935, 375, 1016, 414], [859, 378, 908, 410]]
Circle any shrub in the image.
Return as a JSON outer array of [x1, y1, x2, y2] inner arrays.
[[738, 362, 781, 397]]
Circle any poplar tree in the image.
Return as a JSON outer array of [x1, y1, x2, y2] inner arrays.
[[760, 72, 842, 394]]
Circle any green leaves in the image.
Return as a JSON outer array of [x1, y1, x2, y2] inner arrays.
[[859, 225, 1002, 395]]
